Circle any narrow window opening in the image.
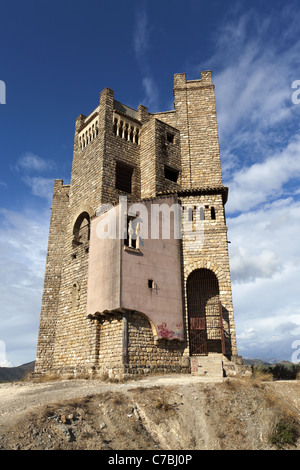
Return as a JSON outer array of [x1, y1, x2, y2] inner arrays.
[[130, 126, 134, 142], [113, 118, 118, 135], [116, 162, 133, 193], [166, 132, 174, 143], [211, 207, 216, 220], [124, 123, 129, 140], [164, 166, 179, 183], [119, 121, 123, 138], [148, 279, 154, 289]]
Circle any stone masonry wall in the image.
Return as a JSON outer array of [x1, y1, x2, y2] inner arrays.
[[125, 311, 189, 376], [180, 192, 237, 356], [35, 180, 70, 374], [43, 88, 142, 375], [153, 72, 223, 190], [97, 313, 123, 378]]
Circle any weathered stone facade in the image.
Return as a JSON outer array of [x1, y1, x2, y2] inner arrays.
[[35, 71, 244, 379]]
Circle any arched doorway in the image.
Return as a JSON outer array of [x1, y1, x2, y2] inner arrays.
[[187, 269, 224, 355]]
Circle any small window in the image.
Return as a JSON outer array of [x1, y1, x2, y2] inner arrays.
[[116, 162, 133, 193], [164, 166, 179, 183], [166, 132, 174, 143], [148, 279, 154, 288], [124, 215, 139, 249], [211, 207, 216, 220]]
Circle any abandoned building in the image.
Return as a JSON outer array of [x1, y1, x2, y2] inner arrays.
[[34, 71, 248, 379]]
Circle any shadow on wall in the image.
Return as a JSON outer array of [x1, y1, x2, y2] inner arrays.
[[222, 306, 232, 357]]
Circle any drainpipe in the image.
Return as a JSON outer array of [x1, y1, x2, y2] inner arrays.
[[122, 311, 128, 364]]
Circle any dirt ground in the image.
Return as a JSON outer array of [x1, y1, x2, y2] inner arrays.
[[0, 374, 299, 451]]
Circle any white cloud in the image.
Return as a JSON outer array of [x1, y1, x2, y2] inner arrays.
[[228, 199, 300, 361], [13, 152, 56, 203], [0, 208, 50, 366], [208, 8, 300, 179], [133, 3, 159, 111], [133, 3, 149, 65], [226, 135, 300, 213], [229, 198, 300, 279], [230, 248, 281, 283], [22, 176, 54, 203], [207, 8, 300, 360], [0, 340, 13, 367], [142, 76, 159, 110], [15, 152, 55, 173]]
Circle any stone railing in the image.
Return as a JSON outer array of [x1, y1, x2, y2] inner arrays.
[[78, 112, 100, 150], [113, 111, 140, 145], [78, 108, 141, 150]]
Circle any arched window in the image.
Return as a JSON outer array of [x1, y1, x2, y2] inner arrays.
[[113, 118, 118, 135], [119, 120, 123, 138], [73, 212, 90, 246], [124, 123, 129, 140], [130, 126, 134, 142]]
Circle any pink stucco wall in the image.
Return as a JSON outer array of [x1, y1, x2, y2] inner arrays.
[[86, 196, 184, 340]]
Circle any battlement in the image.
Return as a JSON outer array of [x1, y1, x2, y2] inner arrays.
[[174, 70, 213, 89]]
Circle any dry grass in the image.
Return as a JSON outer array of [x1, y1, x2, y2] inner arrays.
[[31, 373, 63, 383], [268, 413, 299, 449], [155, 397, 172, 411], [251, 368, 274, 382]]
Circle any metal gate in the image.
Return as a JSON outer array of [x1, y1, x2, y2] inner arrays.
[[187, 269, 224, 355]]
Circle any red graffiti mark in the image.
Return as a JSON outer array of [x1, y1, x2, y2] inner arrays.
[[157, 322, 183, 340]]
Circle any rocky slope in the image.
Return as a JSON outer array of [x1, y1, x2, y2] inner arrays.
[[0, 375, 299, 451]]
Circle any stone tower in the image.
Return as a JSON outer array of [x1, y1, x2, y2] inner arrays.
[[35, 72, 245, 379]]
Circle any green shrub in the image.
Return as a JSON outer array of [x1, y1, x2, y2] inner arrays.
[[269, 417, 298, 449]]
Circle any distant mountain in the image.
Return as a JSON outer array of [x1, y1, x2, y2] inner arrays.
[[243, 357, 298, 367], [0, 361, 35, 383], [242, 358, 273, 366]]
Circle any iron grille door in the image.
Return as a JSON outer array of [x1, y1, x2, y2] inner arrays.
[[187, 269, 220, 355]]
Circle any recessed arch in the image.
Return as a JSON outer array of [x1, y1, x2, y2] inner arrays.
[[73, 212, 90, 244], [72, 207, 94, 247]]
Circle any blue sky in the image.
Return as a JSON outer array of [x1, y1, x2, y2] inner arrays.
[[1, 0, 300, 366]]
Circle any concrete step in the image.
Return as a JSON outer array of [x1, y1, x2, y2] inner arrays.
[[190, 354, 224, 379]]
